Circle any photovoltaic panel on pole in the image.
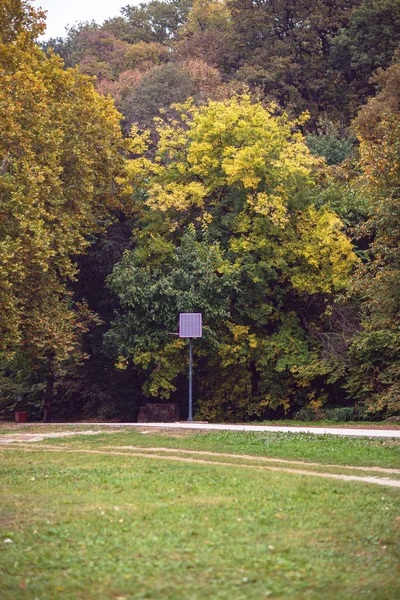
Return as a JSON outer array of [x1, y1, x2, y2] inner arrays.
[[179, 313, 202, 338], [178, 313, 202, 421]]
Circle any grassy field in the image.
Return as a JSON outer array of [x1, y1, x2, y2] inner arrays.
[[21, 426, 400, 468], [1, 428, 399, 599]]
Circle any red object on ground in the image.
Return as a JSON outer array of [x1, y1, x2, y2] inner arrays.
[[15, 412, 27, 423]]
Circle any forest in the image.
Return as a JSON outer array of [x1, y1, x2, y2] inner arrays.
[[0, 0, 399, 422]]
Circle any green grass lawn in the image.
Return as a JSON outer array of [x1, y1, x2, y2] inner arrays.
[[35, 427, 400, 468], [1, 429, 399, 599]]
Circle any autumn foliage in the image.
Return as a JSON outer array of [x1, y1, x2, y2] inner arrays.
[[0, 1, 128, 420], [0, 0, 399, 420]]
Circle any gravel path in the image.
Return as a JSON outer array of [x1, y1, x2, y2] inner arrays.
[[0, 430, 122, 444], [48, 422, 400, 438]]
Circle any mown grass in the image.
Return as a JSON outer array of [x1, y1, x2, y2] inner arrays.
[[0, 431, 399, 599], [33, 428, 400, 469]]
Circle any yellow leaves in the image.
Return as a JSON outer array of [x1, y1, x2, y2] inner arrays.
[[218, 323, 259, 368], [115, 356, 128, 370], [248, 335, 258, 349], [273, 139, 318, 181], [287, 207, 359, 294], [127, 125, 151, 154], [293, 111, 310, 128], [188, 142, 221, 175], [230, 324, 250, 342], [0, 23, 126, 362], [202, 211, 213, 225], [147, 181, 207, 212], [222, 143, 265, 189], [122, 155, 156, 189], [132, 352, 152, 370], [247, 192, 288, 227], [307, 392, 328, 410], [183, 0, 232, 35], [230, 238, 253, 253], [123, 94, 321, 234]]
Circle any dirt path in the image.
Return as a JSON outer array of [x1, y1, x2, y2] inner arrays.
[[109, 445, 400, 475], [2, 442, 400, 489]]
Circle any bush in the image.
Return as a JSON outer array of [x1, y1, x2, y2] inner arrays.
[[323, 406, 370, 422], [294, 405, 372, 422], [294, 407, 320, 421]]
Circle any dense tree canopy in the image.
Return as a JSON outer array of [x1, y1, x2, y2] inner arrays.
[[107, 96, 358, 418], [104, 0, 193, 44], [0, 0, 128, 418], [1, 0, 398, 420], [228, 0, 362, 120], [346, 64, 400, 414]]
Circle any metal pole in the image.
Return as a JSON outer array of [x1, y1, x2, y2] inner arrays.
[[188, 338, 193, 421]]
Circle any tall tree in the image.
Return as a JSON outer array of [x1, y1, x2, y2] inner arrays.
[[0, 0, 46, 43], [120, 63, 195, 130], [228, 0, 362, 121], [104, 0, 193, 44], [346, 64, 400, 414], [0, 1, 128, 419], [108, 95, 358, 418], [330, 0, 400, 110], [174, 0, 236, 71], [107, 227, 238, 400]]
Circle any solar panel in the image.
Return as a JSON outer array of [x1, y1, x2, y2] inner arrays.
[[179, 313, 202, 338]]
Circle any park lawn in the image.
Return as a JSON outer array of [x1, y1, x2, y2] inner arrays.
[[33, 427, 400, 469], [1, 432, 400, 600]]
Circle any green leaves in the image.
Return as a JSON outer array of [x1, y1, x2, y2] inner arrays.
[[107, 228, 238, 397], [346, 64, 400, 415], [107, 96, 358, 415]]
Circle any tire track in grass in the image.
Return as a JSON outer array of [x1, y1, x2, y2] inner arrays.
[[108, 446, 400, 475], [1, 444, 400, 488]]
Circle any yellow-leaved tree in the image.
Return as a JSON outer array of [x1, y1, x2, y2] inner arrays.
[[108, 94, 359, 418], [0, 1, 128, 420]]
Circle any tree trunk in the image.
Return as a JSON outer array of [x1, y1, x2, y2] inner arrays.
[[43, 374, 54, 423]]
